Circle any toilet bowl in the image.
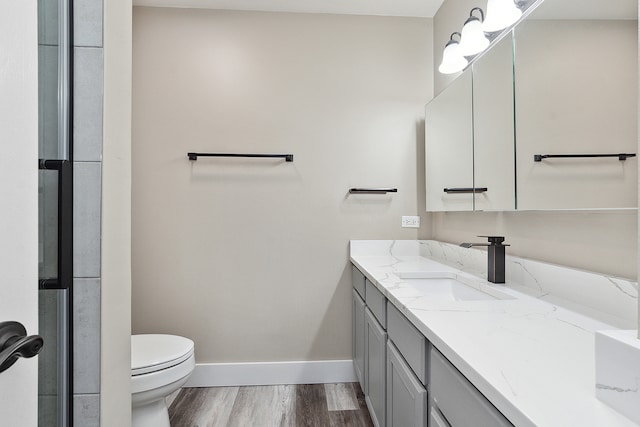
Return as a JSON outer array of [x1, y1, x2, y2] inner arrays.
[[131, 334, 195, 427]]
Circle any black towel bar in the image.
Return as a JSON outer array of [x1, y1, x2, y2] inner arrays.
[[534, 153, 636, 162], [188, 152, 294, 162], [349, 188, 398, 194], [444, 188, 487, 194]]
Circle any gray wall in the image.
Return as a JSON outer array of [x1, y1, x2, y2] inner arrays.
[[422, 0, 638, 281], [73, 0, 103, 424], [73, 0, 103, 426], [131, 7, 433, 363]]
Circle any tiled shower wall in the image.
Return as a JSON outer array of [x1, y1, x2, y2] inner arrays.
[[73, 0, 103, 425]]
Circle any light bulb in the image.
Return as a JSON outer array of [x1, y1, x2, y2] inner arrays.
[[458, 9, 490, 56], [438, 34, 468, 74], [482, 0, 522, 32]]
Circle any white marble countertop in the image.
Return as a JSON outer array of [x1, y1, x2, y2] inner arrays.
[[350, 240, 638, 427]]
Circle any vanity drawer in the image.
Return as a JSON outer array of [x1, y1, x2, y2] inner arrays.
[[351, 264, 366, 299], [430, 348, 512, 427], [387, 302, 429, 385], [365, 279, 386, 328]]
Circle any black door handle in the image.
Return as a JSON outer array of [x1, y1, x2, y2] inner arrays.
[[38, 159, 73, 290], [0, 321, 44, 374]]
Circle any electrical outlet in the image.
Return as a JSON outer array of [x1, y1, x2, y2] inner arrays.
[[401, 216, 420, 228]]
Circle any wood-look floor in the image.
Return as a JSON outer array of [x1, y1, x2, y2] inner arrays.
[[168, 383, 374, 427]]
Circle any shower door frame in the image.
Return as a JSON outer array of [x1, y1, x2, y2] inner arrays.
[[38, 0, 75, 425]]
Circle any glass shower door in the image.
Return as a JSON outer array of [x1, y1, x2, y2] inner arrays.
[[38, 0, 73, 425]]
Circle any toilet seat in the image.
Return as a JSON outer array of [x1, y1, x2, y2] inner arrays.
[[131, 334, 196, 427], [131, 335, 196, 396], [132, 334, 194, 376]]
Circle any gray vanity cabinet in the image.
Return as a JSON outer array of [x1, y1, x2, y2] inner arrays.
[[352, 265, 513, 427], [365, 307, 387, 427], [430, 348, 512, 427], [386, 341, 427, 427], [352, 264, 387, 427], [353, 289, 366, 388]]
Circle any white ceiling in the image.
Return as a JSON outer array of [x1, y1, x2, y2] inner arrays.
[[132, 0, 446, 18]]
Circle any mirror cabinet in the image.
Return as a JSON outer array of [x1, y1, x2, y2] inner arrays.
[[425, 69, 473, 212], [471, 34, 515, 211], [425, 0, 638, 212]]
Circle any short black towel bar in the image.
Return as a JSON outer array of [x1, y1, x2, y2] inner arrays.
[[188, 152, 294, 162], [444, 188, 488, 194], [349, 188, 398, 194]]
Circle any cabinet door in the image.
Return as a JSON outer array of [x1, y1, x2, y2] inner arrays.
[[472, 33, 516, 211], [514, 8, 637, 210], [386, 341, 427, 427], [353, 289, 366, 389], [365, 308, 387, 427], [425, 69, 474, 212]]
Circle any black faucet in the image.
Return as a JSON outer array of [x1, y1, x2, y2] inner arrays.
[[460, 236, 509, 284]]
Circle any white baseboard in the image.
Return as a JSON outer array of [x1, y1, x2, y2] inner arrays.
[[185, 360, 357, 387]]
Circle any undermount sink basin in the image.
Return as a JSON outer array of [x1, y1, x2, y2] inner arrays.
[[395, 272, 512, 301]]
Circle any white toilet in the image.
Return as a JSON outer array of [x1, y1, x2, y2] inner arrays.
[[131, 334, 195, 427]]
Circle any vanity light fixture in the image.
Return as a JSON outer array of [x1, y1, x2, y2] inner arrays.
[[482, 0, 522, 32], [438, 32, 468, 74], [458, 7, 491, 56]]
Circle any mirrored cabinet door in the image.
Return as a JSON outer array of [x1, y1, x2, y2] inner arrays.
[[472, 34, 516, 211], [425, 0, 637, 213], [425, 69, 474, 212], [514, 0, 638, 210]]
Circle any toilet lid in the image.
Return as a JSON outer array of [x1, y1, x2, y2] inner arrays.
[[131, 334, 194, 376]]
